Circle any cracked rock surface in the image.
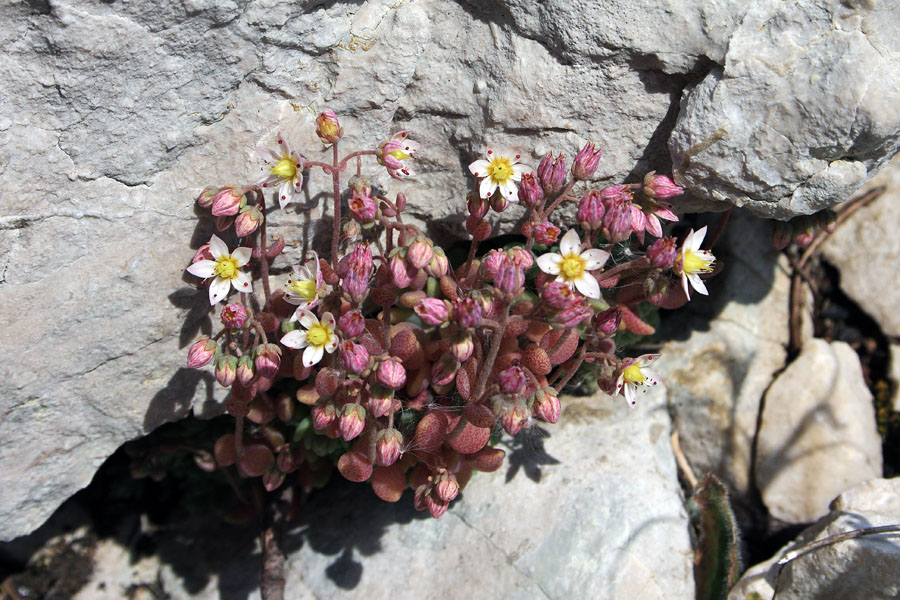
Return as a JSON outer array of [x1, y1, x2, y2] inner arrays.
[[1, 0, 897, 542]]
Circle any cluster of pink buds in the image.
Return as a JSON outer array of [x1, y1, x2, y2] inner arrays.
[[182, 112, 722, 523]]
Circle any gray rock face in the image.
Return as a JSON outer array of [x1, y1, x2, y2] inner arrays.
[[55, 390, 692, 600], [655, 211, 789, 498], [1, 0, 895, 542], [729, 477, 900, 600], [756, 339, 882, 524], [821, 154, 900, 338], [670, 0, 900, 219]]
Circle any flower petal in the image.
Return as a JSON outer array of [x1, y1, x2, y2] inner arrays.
[[280, 330, 308, 349], [559, 229, 581, 256], [468, 159, 490, 176], [479, 177, 497, 199], [232, 271, 253, 293], [321, 312, 336, 329], [581, 249, 609, 271], [645, 214, 663, 238], [186, 260, 216, 279], [624, 383, 637, 408], [232, 247, 252, 267], [297, 309, 318, 329], [325, 337, 339, 353], [208, 277, 230, 305], [573, 272, 601, 300], [303, 344, 324, 367], [256, 145, 281, 163], [536, 253, 563, 275], [208, 235, 228, 259], [499, 179, 518, 201], [681, 272, 692, 300], [278, 181, 292, 209], [689, 226, 707, 251], [511, 163, 532, 179], [687, 273, 709, 296]]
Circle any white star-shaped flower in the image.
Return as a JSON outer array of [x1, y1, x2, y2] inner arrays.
[[285, 251, 326, 313], [186, 234, 253, 305], [536, 229, 609, 299], [468, 147, 533, 201], [614, 354, 661, 408], [256, 133, 304, 209], [677, 226, 716, 299], [280, 310, 339, 367]]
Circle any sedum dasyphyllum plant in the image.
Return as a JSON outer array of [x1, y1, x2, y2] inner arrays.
[[184, 110, 719, 521]]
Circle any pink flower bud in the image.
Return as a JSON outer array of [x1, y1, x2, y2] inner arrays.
[[507, 246, 533, 270], [425, 247, 449, 278], [414, 298, 451, 326], [431, 354, 460, 386], [220, 303, 248, 329], [572, 142, 602, 181], [541, 281, 579, 310], [234, 206, 263, 237], [537, 153, 566, 195], [237, 355, 255, 386], [499, 403, 529, 436], [642, 171, 683, 200], [449, 331, 475, 362], [312, 403, 337, 430], [490, 193, 509, 213], [407, 238, 435, 270], [517, 172, 544, 206], [499, 366, 527, 394], [187, 336, 218, 368], [343, 219, 361, 241], [553, 303, 593, 328], [197, 186, 218, 209], [367, 385, 394, 418], [425, 493, 449, 518], [482, 249, 505, 279], [593, 307, 621, 338], [211, 187, 243, 217], [467, 192, 490, 220], [577, 189, 605, 230], [532, 387, 560, 424], [340, 341, 370, 374], [494, 257, 524, 297], [315, 110, 343, 145], [215, 355, 237, 387], [389, 254, 414, 289], [771, 220, 792, 250], [435, 472, 459, 502], [377, 359, 407, 390], [339, 403, 366, 441], [647, 237, 677, 269], [338, 310, 366, 337], [601, 185, 634, 243], [533, 221, 561, 245], [376, 428, 403, 467], [254, 343, 282, 379], [452, 297, 482, 329], [348, 190, 377, 223]]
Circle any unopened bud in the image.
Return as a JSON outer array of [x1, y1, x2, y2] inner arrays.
[[187, 336, 218, 369], [541, 281, 579, 310], [435, 472, 459, 502], [572, 142, 602, 181], [311, 403, 337, 430], [234, 205, 263, 237], [339, 403, 366, 441], [601, 185, 634, 243], [415, 297, 451, 326], [593, 307, 621, 338], [377, 359, 407, 390], [367, 384, 394, 418], [532, 387, 560, 423], [315, 110, 343, 145], [432, 353, 460, 386], [771, 220, 792, 250], [452, 297, 483, 329], [577, 189, 605, 230], [340, 340, 370, 374], [338, 310, 366, 337], [237, 355, 255, 386], [449, 330, 475, 362], [407, 238, 434, 270], [220, 303, 248, 329], [348, 190, 377, 224], [467, 191, 490, 220], [494, 257, 524, 297], [389, 254, 414, 289], [376, 428, 403, 467], [537, 153, 566, 196], [642, 171, 684, 200], [211, 187, 243, 217], [425, 492, 449, 518], [499, 366, 527, 394], [254, 343, 282, 379], [215, 355, 238, 387], [647, 237, 677, 269], [197, 186, 218, 209], [425, 247, 449, 278], [533, 221, 560, 245], [490, 192, 509, 213], [517, 172, 544, 206]]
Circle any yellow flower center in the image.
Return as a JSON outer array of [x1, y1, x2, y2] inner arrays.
[[622, 364, 646, 385], [288, 278, 318, 300], [388, 149, 411, 161], [486, 157, 513, 185], [271, 156, 297, 180], [559, 253, 586, 281], [682, 250, 714, 275], [213, 256, 240, 280], [307, 323, 331, 347]]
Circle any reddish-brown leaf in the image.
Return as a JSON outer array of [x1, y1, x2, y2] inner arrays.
[[413, 411, 448, 453], [445, 417, 491, 454], [371, 465, 407, 502], [337, 451, 373, 483]]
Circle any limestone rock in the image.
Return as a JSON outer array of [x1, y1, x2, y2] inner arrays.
[[670, 0, 900, 219], [821, 154, 900, 338], [655, 211, 789, 498], [756, 339, 882, 524], [729, 477, 900, 600], [23, 389, 693, 599], [892, 344, 900, 413]]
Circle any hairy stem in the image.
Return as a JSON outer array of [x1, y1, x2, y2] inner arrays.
[[331, 143, 342, 269]]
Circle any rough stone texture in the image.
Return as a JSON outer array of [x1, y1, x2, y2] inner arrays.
[[12, 389, 693, 600], [821, 154, 900, 338], [2, 0, 896, 542], [892, 344, 900, 413], [756, 339, 882, 524], [729, 477, 900, 600], [655, 210, 789, 499], [671, 0, 900, 219]]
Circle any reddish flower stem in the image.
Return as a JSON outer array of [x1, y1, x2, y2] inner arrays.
[[472, 302, 510, 401], [255, 190, 272, 307], [330, 143, 342, 268]]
